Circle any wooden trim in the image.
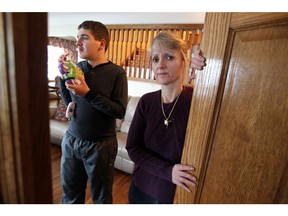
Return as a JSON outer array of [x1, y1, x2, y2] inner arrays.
[[127, 77, 158, 83], [231, 12, 288, 28], [106, 24, 204, 30], [174, 12, 288, 204], [174, 12, 232, 204], [0, 12, 20, 203], [106, 24, 204, 82], [0, 13, 52, 204]]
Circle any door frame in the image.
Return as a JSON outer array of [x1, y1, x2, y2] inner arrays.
[[0, 12, 52, 203], [174, 12, 288, 204]]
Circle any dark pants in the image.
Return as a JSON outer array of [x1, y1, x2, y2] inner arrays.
[[128, 180, 171, 204], [60, 132, 117, 204]]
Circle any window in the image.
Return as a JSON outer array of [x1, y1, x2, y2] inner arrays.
[[47, 45, 65, 81], [47, 37, 78, 81]]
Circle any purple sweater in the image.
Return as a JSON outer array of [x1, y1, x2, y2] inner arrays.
[[126, 86, 193, 203]]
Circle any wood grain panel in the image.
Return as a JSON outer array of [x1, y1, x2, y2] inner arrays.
[[200, 24, 288, 204], [174, 13, 232, 204], [0, 13, 52, 204], [0, 13, 19, 203], [231, 12, 288, 28], [174, 12, 288, 204]]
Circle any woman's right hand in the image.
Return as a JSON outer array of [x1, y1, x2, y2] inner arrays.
[[172, 164, 197, 193]]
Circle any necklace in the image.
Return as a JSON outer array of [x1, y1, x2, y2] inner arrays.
[[161, 93, 181, 128]]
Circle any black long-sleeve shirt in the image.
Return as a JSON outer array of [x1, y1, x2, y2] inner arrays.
[[126, 86, 193, 203], [59, 61, 128, 141]]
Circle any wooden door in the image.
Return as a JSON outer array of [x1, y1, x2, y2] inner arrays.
[[0, 13, 52, 203], [174, 12, 288, 204]]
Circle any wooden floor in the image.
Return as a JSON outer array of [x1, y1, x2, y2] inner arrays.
[[51, 144, 131, 204]]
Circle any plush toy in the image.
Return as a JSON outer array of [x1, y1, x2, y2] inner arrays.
[[58, 54, 83, 120], [66, 102, 76, 121], [58, 53, 83, 84]]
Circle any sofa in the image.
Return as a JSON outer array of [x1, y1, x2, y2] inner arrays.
[[49, 96, 140, 174]]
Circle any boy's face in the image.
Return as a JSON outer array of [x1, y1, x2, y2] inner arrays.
[[76, 28, 104, 60]]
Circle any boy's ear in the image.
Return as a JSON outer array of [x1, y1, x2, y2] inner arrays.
[[99, 39, 106, 51]]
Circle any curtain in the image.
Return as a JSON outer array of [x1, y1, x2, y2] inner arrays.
[[48, 37, 78, 63]]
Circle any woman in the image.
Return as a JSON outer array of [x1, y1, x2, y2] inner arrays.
[[126, 31, 206, 204]]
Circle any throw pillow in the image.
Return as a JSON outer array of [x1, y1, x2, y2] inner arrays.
[[54, 100, 68, 122]]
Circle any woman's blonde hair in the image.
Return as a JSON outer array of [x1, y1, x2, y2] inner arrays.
[[148, 31, 188, 74]]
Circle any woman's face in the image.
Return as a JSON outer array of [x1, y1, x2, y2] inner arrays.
[[151, 47, 185, 86]]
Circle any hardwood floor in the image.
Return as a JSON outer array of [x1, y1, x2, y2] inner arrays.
[[51, 144, 131, 204]]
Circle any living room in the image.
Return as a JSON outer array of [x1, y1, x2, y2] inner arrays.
[[47, 12, 205, 204], [1, 4, 287, 214], [0, 9, 207, 205]]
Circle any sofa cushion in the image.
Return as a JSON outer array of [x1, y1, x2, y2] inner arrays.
[[120, 96, 140, 133], [116, 131, 134, 174], [115, 95, 132, 132], [116, 131, 130, 160], [50, 119, 69, 145], [115, 118, 123, 132]]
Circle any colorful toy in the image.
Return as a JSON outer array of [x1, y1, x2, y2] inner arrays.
[[58, 54, 84, 84]]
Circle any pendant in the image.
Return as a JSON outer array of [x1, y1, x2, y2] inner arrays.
[[164, 119, 168, 126], [164, 119, 170, 128]]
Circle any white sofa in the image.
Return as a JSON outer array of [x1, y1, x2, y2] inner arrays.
[[115, 96, 140, 174], [49, 96, 141, 174]]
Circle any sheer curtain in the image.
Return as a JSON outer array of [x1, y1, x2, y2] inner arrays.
[[47, 37, 78, 81], [48, 37, 78, 62]]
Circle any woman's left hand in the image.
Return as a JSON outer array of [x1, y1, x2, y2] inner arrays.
[[172, 164, 197, 193], [191, 49, 206, 70]]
